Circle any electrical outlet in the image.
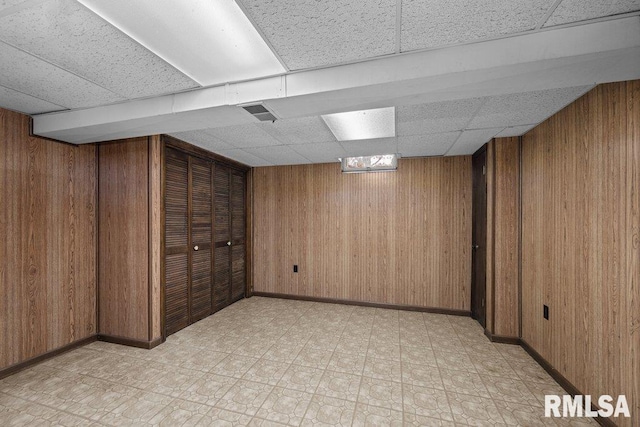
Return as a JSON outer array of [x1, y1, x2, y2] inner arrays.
[[293, 265, 298, 273], [543, 305, 549, 320]]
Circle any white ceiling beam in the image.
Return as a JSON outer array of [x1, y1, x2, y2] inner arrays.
[[32, 17, 640, 144]]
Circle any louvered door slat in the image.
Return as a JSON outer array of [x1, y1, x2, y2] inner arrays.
[[164, 149, 189, 335], [190, 158, 213, 322]]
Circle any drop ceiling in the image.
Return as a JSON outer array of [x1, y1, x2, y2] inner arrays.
[[1, 0, 639, 166]]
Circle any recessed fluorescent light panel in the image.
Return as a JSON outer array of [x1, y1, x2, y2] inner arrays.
[[322, 107, 396, 141], [77, 0, 286, 86], [341, 154, 398, 173]]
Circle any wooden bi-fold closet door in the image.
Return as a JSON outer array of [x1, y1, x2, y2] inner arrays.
[[213, 165, 246, 312], [164, 148, 215, 335]]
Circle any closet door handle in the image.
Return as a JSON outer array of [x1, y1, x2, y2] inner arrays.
[[193, 245, 199, 251], [227, 241, 232, 246]]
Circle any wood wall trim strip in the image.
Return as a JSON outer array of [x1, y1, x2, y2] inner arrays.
[[97, 334, 163, 350], [520, 340, 617, 427], [483, 329, 520, 345], [251, 292, 471, 316], [0, 336, 97, 381]]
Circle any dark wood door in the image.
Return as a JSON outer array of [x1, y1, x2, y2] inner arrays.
[[165, 149, 190, 335], [472, 146, 487, 327], [189, 157, 213, 323], [213, 164, 232, 312]]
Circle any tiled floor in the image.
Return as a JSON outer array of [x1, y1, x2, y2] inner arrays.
[[0, 297, 597, 426]]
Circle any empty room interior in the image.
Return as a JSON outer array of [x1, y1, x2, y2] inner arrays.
[[0, 1, 639, 426]]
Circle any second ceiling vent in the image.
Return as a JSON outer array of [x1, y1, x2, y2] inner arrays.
[[241, 104, 277, 122]]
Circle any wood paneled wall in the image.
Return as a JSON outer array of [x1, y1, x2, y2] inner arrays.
[[486, 137, 520, 338], [252, 157, 472, 310], [521, 81, 639, 427], [0, 107, 96, 371], [98, 137, 162, 344]]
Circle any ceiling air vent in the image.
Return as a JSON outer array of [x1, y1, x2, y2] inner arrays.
[[241, 104, 277, 122]]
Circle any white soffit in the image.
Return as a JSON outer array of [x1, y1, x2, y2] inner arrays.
[[0, 84, 65, 114], [238, 0, 396, 70], [467, 86, 592, 129], [0, 0, 198, 99], [0, 40, 124, 108], [545, 0, 640, 27], [77, 0, 285, 87], [397, 133, 460, 158], [446, 128, 504, 156], [401, 0, 556, 52]]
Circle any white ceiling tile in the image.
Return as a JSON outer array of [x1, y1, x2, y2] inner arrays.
[[340, 137, 398, 157], [401, 0, 556, 52], [0, 41, 124, 109], [446, 128, 503, 156], [168, 130, 236, 152], [494, 124, 537, 138], [204, 123, 283, 148], [217, 149, 273, 167], [397, 98, 486, 135], [0, 0, 29, 12], [260, 116, 336, 144], [0, 85, 65, 114], [0, 0, 198, 99], [239, 0, 396, 70], [244, 145, 311, 165], [397, 132, 460, 158], [467, 86, 592, 129], [544, 0, 640, 26], [289, 142, 346, 163]]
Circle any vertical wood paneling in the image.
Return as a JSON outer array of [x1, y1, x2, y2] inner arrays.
[[149, 135, 162, 341], [0, 107, 96, 370], [252, 157, 472, 310], [487, 137, 520, 337], [98, 138, 149, 341], [521, 81, 639, 427]]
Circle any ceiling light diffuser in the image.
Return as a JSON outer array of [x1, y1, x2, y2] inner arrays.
[[77, 0, 286, 86], [341, 154, 398, 173], [322, 107, 396, 141]]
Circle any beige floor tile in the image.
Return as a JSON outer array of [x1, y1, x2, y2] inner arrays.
[[326, 351, 366, 375], [404, 412, 457, 426], [446, 391, 506, 426], [205, 407, 254, 426], [301, 395, 356, 426], [494, 400, 558, 426], [243, 359, 290, 385], [293, 347, 333, 370], [472, 358, 517, 379], [402, 363, 444, 389], [401, 346, 439, 368], [482, 375, 540, 406], [262, 341, 306, 364], [99, 390, 174, 426], [334, 337, 369, 356], [316, 370, 362, 401], [149, 398, 213, 426], [362, 356, 402, 382], [352, 402, 404, 426], [235, 338, 276, 358], [277, 364, 324, 393], [211, 354, 260, 379], [358, 376, 403, 411], [400, 332, 431, 348], [403, 384, 453, 421], [366, 342, 401, 361], [255, 386, 313, 426], [509, 360, 558, 385], [434, 350, 477, 372], [440, 369, 489, 398], [179, 373, 238, 406], [215, 379, 274, 416]]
